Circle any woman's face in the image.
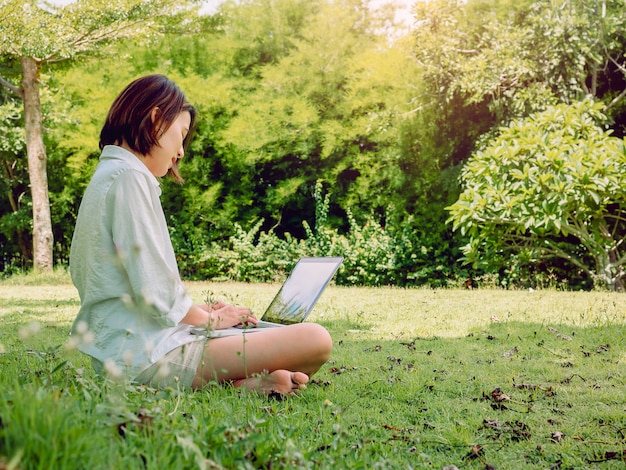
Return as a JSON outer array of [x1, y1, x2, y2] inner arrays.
[[145, 111, 191, 178]]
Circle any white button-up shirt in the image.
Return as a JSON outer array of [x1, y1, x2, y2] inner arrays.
[[70, 145, 199, 378]]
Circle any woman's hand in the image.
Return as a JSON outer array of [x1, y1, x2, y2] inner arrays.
[[207, 303, 258, 330], [199, 300, 228, 312], [181, 301, 258, 330]]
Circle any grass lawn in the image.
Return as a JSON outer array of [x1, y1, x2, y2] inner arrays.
[[1, 271, 625, 469]]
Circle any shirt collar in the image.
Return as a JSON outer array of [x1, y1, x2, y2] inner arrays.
[[100, 145, 159, 187]]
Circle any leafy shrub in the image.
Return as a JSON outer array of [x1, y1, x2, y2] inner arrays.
[[175, 182, 465, 286], [447, 99, 626, 291]]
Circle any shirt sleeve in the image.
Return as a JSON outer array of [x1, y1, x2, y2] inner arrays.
[[106, 169, 192, 327]]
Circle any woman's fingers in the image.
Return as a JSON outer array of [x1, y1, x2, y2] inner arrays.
[[241, 312, 258, 326], [211, 304, 257, 327]]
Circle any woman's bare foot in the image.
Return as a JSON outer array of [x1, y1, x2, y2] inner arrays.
[[232, 370, 309, 396]]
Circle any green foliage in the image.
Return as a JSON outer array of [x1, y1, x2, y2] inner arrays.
[[411, 0, 626, 165], [0, 100, 24, 153], [3, 0, 626, 289], [0, 0, 206, 271], [136, 0, 460, 287], [447, 99, 626, 290], [0, 0, 200, 61], [0, 98, 29, 272], [174, 182, 463, 286]]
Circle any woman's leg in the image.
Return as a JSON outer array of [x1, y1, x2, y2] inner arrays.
[[192, 322, 332, 394]]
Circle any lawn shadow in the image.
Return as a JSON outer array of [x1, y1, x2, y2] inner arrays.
[[309, 318, 626, 468]]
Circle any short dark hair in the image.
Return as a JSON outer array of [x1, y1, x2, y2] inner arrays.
[[99, 74, 197, 182]]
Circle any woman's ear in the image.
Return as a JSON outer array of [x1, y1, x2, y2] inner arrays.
[[151, 107, 163, 136], [150, 106, 161, 123]]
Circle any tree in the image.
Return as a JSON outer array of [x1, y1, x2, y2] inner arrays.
[[447, 100, 626, 290], [40, 0, 467, 283], [410, 0, 626, 164], [218, 0, 423, 229], [0, 0, 198, 271]]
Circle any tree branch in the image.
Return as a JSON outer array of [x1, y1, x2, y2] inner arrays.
[[491, 230, 593, 276], [42, 19, 149, 62], [605, 87, 626, 112], [540, 239, 591, 275], [0, 75, 22, 98]]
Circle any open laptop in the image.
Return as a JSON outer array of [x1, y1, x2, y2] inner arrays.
[[192, 257, 343, 338]]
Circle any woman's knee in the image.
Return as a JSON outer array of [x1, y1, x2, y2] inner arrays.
[[297, 323, 333, 358]]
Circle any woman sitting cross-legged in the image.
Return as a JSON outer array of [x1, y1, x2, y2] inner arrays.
[[69, 74, 332, 395]]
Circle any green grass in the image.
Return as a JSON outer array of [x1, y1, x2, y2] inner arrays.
[[1, 273, 625, 469]]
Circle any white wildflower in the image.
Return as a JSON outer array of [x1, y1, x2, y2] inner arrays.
[[103, 359, 123, 380], [81, 331, 94, 345], [75, 321, 89, 335], [71, 321, 94, 345], [64, 336, 79, 351], [140, 288, 154, 307], [120, 293, 133, 308], [155, 361, 171, 380], [18, 321, 41, 340], [122, 349, 134, 366]]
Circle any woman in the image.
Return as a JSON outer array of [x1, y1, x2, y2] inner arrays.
[[70, 74, 332, 395]]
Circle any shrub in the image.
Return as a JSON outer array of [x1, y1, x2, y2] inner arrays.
[[177, 182, 466, 287]]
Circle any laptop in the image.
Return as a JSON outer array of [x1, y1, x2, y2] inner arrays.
[[191, 257, 343, 338]]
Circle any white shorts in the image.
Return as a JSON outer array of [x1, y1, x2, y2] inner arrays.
[[133, 339, 206, 389]]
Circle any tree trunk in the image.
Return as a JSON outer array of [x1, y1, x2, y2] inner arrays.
[[21, 56, 53, 272]]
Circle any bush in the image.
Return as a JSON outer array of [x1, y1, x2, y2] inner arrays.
[[174, 182, 466, 287]]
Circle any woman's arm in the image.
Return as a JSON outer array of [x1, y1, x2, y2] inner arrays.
[[179, 304, 210, 327]]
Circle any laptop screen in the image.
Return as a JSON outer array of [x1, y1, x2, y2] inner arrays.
[[261, 257, 343, 325]]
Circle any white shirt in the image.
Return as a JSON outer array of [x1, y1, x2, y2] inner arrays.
[[70, 145, 198, 379]]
